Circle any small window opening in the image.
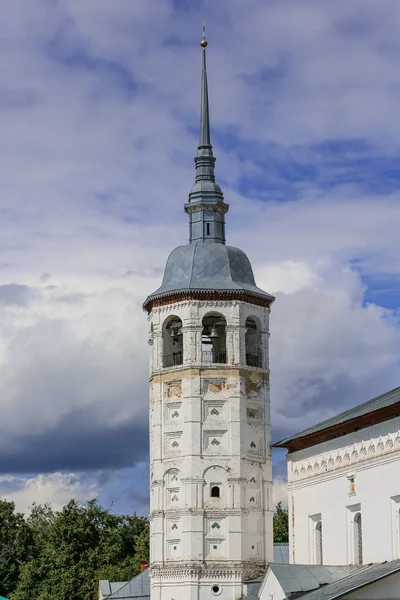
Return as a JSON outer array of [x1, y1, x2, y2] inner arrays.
[[212, 585, 220, 594], [206, 223, 210, 236], [211, 486, 220, 498]]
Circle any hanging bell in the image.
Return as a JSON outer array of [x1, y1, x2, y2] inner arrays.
[[177, 327, 183, 336], [209, 325, 219, 338], [170, 328, 176, 337]]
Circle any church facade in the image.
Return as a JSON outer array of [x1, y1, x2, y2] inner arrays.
[[275, 386, 400, 567], [142, 32, 274, 600]]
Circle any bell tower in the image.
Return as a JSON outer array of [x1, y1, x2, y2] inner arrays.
[[143, 30, 275, 600]]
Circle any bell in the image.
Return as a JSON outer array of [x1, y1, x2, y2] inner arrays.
[[209, 325, 219, 338], [177, 327, 183, 336], [170, 328, 176, 337]]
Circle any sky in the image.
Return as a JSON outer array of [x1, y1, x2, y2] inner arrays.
[[1, 0, 400, 515]]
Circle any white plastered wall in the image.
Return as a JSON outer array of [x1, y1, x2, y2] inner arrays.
[[287, 417, 400, 565]]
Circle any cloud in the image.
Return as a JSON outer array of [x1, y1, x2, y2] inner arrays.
[[0, 0, 399, 512], [0, 472, 99, 514], [272, 478, 288, 509]]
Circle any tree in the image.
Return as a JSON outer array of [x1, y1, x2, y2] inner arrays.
[[11, 500, 149, 600], [273, 501, 289, 543], [0, 500, 35, 598]]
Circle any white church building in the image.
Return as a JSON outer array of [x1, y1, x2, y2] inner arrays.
[[99, 33, 400, 600]]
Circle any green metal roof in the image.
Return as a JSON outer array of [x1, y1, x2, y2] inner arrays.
[[274, 385, 400, 448]]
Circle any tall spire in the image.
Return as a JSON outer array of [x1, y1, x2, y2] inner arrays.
[[199, 22, 211, 148], [184, 25, 229, 245]]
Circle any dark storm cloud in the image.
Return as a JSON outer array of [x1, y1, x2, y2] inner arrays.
[[0, 409, 149, 474]]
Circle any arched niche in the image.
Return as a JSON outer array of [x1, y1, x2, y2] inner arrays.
[[315, 521, 323, 565], [203, 465, 228, 508], [354, 512, 363, 564], [202, 312, 227, 364], [164, 468, 181, 509], [245, 317, 262, 368], [162, 316, 183, 368]]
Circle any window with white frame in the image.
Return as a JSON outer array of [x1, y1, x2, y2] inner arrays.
[[346, 503, 362, 565]]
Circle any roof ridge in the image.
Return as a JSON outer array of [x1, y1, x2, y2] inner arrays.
[[274, 385, 400, 448]]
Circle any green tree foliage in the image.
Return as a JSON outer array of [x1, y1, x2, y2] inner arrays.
[[7, 499, 149, 600], [273, 501, 289, 543], [0, 500, 35, 598]]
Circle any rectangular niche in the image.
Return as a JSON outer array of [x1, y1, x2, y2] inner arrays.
[[207, 518, 225, 536], [166, 488, 180, 507], [203, 400, 226, 421], [164, 431, 182, 454], [202, 378, 229, 396], [165, 402, 182, 423], [246, 402, 263, 423], [164, 380, 182, 400], [249, 540, 261, 558], [248, 491, 260, 508], [203, 430, 227, 452], [166, 519, 180, 537], [207, 539, 225, 558], [246, 377, 263, 399], [166, 540, 181, 559], [246, 436, 264, 459]]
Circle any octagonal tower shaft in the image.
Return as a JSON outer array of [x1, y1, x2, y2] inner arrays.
[[148, 298, 273, 600]]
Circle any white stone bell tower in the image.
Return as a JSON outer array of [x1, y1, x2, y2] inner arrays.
[[143, 30, 275, 600]]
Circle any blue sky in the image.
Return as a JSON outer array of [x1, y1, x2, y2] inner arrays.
[[0, 0, 400, 513]]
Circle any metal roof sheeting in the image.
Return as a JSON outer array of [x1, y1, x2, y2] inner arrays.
[[298, 560, 400, 599], [269, 564, 360, 596], [274, 386, 400, 447], [100, 570, 150, 599]]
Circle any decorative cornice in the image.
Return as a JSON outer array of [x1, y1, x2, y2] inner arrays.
[[184, 201, 229, 215], [290, 429, 400, 483], [145, 290, 273, 312]]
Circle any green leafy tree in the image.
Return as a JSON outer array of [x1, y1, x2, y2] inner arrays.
[[11, 500, 149, 600], [0, 500, 35, 598], [273, 501, 289, 543]]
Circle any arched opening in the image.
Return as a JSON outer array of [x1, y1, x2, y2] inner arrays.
[[202, 313, 227, 364], [163, 316, 183, 368], [354, 513, 363, 565], [211, 486, 220, 498], [245, 317, 262, 367], [315, 521, 323, 565]]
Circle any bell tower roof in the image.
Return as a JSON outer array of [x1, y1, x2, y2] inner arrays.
[[143, 29, 274, 311]]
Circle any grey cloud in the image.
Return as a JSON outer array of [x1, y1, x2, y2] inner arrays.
[[0, 284, 36, 307]]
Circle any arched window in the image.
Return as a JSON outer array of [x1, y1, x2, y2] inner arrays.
[[315, 521, 323, 565], [354, 513, 363, 564], [211, 486, 220, 498], [245, 317, 262, 367], [202, 314, 227, 364], [163, 316, 183, 367]]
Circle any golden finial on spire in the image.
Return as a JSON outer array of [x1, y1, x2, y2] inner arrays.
[[200, 21, 208, 47]]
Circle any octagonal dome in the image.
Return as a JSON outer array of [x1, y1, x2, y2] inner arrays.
[[144, 242, 274, 308]]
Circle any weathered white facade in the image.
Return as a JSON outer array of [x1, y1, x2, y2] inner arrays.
[[286, 415, 400, 566], [147, 299, 273, 599]]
